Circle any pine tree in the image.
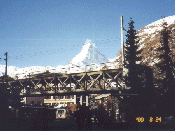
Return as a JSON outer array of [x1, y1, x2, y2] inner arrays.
[[122, 18, 144, 123], [124, 18, 142, 92], [155, 21, 175, 116], [155, 21, 174, 93]]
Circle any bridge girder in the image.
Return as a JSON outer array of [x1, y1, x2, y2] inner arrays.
[[0, 68, 124, 97]]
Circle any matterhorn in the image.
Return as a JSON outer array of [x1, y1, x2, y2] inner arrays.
[[67, 39, 109, 70]]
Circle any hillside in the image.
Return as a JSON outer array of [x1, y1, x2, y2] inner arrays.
[[137, 15, 175, 66], [112, 15, 175, 67]]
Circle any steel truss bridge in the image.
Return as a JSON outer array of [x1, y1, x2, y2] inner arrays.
[[0, 68, 128, 97], [0, 67, 139, 119]]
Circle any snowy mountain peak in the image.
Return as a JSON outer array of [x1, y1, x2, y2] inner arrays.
[[85, 39, 95, 46], [69, 39, 109, 67]]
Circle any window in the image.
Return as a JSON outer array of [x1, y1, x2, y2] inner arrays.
[[60, 96, 63, 99], [65, 95, 70, 99], [54, 96, 59, 99], [44, 96, 51, 99]]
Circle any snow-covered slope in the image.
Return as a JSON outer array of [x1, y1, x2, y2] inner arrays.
[[0, 65, 57, 79], [110, 15, 175, 67], [0, 65, 19, 77], [137, 15, 175, 66], [104, 48, 122, 69], [138, 15, 175, 38]]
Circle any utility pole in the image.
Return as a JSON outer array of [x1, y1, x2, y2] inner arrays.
[[121, 16, 124, 67], [121, 16, 125, 90], [4, 52, 8, 76]]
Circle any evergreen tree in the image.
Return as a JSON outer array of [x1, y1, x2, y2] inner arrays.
[[155, 21, 175, 115], [121, 18, 144, 124], [124, 18, 142, 92], [155, 21, 174, 93]]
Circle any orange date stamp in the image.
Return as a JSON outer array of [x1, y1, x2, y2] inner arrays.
[[136, 117, 161, 122]]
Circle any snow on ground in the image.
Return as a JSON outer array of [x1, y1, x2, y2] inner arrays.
[[138, 15, 175, 37]]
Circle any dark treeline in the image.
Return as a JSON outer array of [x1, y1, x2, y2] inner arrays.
[[121, 17, 175, 128]]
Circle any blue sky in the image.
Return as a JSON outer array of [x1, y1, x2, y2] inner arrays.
[[0, 0, 174, 68]]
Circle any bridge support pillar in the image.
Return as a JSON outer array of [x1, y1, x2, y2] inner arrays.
[[76, 95, 89, 107], [86, 95, 88, 106], [82, 95, 89, 107], [80, 95, 83, 105]]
